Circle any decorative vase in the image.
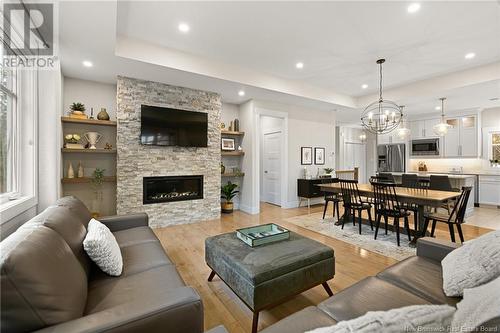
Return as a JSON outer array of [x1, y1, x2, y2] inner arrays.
[[77, 161, 84, 178], [221, 162, 226, 174], [84, 131, 102, 149], [67, 162, 74, 178], [97, 108, 110, 121], [221, 201, 234, 214], [234, 118, 239, 131], [229, 121, 233, 131], [91, 191, 102, 218]]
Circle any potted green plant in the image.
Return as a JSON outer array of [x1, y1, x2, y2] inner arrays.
[[91, 168, 105, 218], [70, 102, 86, 113], [324, 168, 334, 177], [221, 181, 239, 213]]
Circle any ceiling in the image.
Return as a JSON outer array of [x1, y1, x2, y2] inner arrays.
[[58, 1, 500, 123]]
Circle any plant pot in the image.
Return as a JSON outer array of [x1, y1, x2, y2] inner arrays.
[[221, 201, 234, 213]]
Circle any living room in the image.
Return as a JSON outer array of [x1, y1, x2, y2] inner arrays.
[[1, 1, 500, 333]]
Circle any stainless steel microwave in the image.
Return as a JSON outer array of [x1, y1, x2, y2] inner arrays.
[[410, 138, 440, 156]]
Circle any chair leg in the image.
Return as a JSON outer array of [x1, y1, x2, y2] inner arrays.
[[456, 224, 465, 243], [384, 215, 388, 235], [395, 217, 400, 246], [413, 210, 418, 234], [322, 200, 329, 219], [374, 213, 382, 240], [358, 209, 362, 234], [352, 208, 356, 226], [341, 206, 346, 230], [430, 220, 437, 237], [404, 216, 411, 241], [367, 208, 373, 230], [335, 202, 340, 223], [448, 223, 456, 243], [422, 217, 431, 239]]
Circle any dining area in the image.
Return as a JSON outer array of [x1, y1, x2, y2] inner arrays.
[[318, 174, 472, 247]]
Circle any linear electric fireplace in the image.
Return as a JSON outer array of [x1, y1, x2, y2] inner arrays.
[[143, 175, 204, 204]]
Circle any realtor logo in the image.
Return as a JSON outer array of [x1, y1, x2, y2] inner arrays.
[[3, 3, 53, 56]]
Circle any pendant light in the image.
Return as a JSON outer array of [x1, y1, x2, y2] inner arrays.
[[361, 59, 402, 134], [396, 105, 411, 140], [433, 97, 451, 136]]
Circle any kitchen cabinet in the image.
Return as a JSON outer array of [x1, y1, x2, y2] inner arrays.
[[377, 124, 407, 144], [479, 175, 500, 206], [444, 116, 477, 157], [409, 118, 440, 139]]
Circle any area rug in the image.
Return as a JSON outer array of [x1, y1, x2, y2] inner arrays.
[[285, 212, 416, 261]]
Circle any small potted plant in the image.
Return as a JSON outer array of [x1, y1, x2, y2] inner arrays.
[[91, 168, 105, 218], [221, 181, 239, 213], [324, 168, 334, 177], [69, 102, 87, 119], [490, 159, 500, 168]]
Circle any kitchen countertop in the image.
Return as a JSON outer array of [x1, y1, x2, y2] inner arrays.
[[389, 172, 476, 179]]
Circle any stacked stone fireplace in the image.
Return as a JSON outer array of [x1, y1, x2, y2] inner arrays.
[[116, 76, 221, 228]]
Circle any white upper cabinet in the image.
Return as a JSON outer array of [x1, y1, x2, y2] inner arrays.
[[377, 123, 407, 144], [409, 118, 440, 139], [443, 115, 477, 157]]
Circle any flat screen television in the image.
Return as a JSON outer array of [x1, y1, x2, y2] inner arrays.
[[140, 105, 208, 147]]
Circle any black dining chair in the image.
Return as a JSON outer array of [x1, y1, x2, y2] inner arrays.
[[429, 175, 456, 213], [339, 179, 373, 234], [401, 173, 419, 188], [400, 174, 426, 236], [371, 181, 412, 246], [423, 186, 472, 243], [377, 173, 396, 183], [323, 178, 341, 221]]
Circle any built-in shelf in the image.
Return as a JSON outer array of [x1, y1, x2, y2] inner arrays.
[[61, 116, 117, 127], [221, 173, 245, 177], [61, 176, 117, 184], [221, 130, 245, 136], [61, 148, 117, 154], [221, 151, 245, 156]]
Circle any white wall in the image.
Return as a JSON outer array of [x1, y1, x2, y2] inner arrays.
[[238, 100, 258, 213]]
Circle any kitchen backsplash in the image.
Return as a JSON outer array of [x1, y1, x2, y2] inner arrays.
[[409, 158, 484, 173]]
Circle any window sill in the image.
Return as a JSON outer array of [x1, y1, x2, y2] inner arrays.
[[0, 196, 37, 224]]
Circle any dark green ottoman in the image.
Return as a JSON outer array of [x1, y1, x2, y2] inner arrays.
[[205, 231, 335, 333]]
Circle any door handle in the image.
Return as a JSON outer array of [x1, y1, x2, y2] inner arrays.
[[264, 171, 268, 173]]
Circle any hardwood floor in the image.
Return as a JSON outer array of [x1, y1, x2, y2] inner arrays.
[[154, 203, 493, 333]]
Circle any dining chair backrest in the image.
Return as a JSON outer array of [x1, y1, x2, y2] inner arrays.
[[339, 179, 362, 206], [448, 186, 472, 224], [370, 175, 393, 184], [378, 172, 396, 183], [371, 181, 402, 213], [429, 175, 452, 191], [401, 173, 419, 188]]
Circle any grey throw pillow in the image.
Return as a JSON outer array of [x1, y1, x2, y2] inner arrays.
[[441, 230, 500, 296], [83, 218, 123, 276], [306, 305, 455, 333], [452, 276, 500, 332]]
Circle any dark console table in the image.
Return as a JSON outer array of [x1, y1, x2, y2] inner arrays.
[[297, 177, 336, 208]]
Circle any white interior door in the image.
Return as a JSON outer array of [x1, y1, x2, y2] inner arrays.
[[263, 131, 282, 206]]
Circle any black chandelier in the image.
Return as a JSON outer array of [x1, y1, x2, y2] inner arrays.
[[360, 59, 402, 134]]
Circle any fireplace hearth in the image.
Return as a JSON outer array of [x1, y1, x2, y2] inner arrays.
[[143, 175, 203, 204]]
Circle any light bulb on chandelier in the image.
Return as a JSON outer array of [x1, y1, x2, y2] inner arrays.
[[396, 105, 411, 140], [361, 59, 402, 134], [433, 97, 451, 136]]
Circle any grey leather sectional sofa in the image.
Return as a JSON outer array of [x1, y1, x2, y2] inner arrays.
[[1, 196, 203, 333], [260, 237, 500, 333]]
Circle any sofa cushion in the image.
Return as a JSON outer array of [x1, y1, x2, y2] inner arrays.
[[54, 196, 92, 228], [260, 306, 337, 333], [377, 256, 460, 305], [20, 204, 91, 276], [113, 226, 160, 248], [89, 240, 172, 283], [1, 226, 88, 333], [318, 277, 431, 322], [307, 304, 455, 333], [442, 230, 500, 296], [84, 219, 123, 276], [85, 264, 185, 313]]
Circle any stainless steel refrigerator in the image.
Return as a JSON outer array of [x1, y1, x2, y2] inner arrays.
[[377, 144, 405, 172]]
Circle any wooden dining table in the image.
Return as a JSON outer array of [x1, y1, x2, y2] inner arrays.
[[318, 183, 461, 246]]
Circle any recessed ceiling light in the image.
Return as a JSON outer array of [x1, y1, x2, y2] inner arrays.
[[295, 62, 304, 69], [407, 3, 421, 13], [435, 106, 441, 110], [489, 97, 499, 101], [464, 52, 476, 59], [238, 90, 245, 97], [361, 84, 368, 89], [178, 23, 190, 33], [82, 60, 93, 67]]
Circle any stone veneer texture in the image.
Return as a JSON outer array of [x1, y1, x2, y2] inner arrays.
[[116, 76, 221, 228]]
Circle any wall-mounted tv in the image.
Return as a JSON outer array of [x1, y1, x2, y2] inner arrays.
[[140, 105, 208, 147]]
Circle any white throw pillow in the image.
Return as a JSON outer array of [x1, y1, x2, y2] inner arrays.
[[441, 230, 500, 297], [452, 276, 500, 332], [306, 305, 455, 333], [83, 218, 123, 276]]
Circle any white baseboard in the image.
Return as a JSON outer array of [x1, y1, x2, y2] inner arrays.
[[239, 203, 259, 214]]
